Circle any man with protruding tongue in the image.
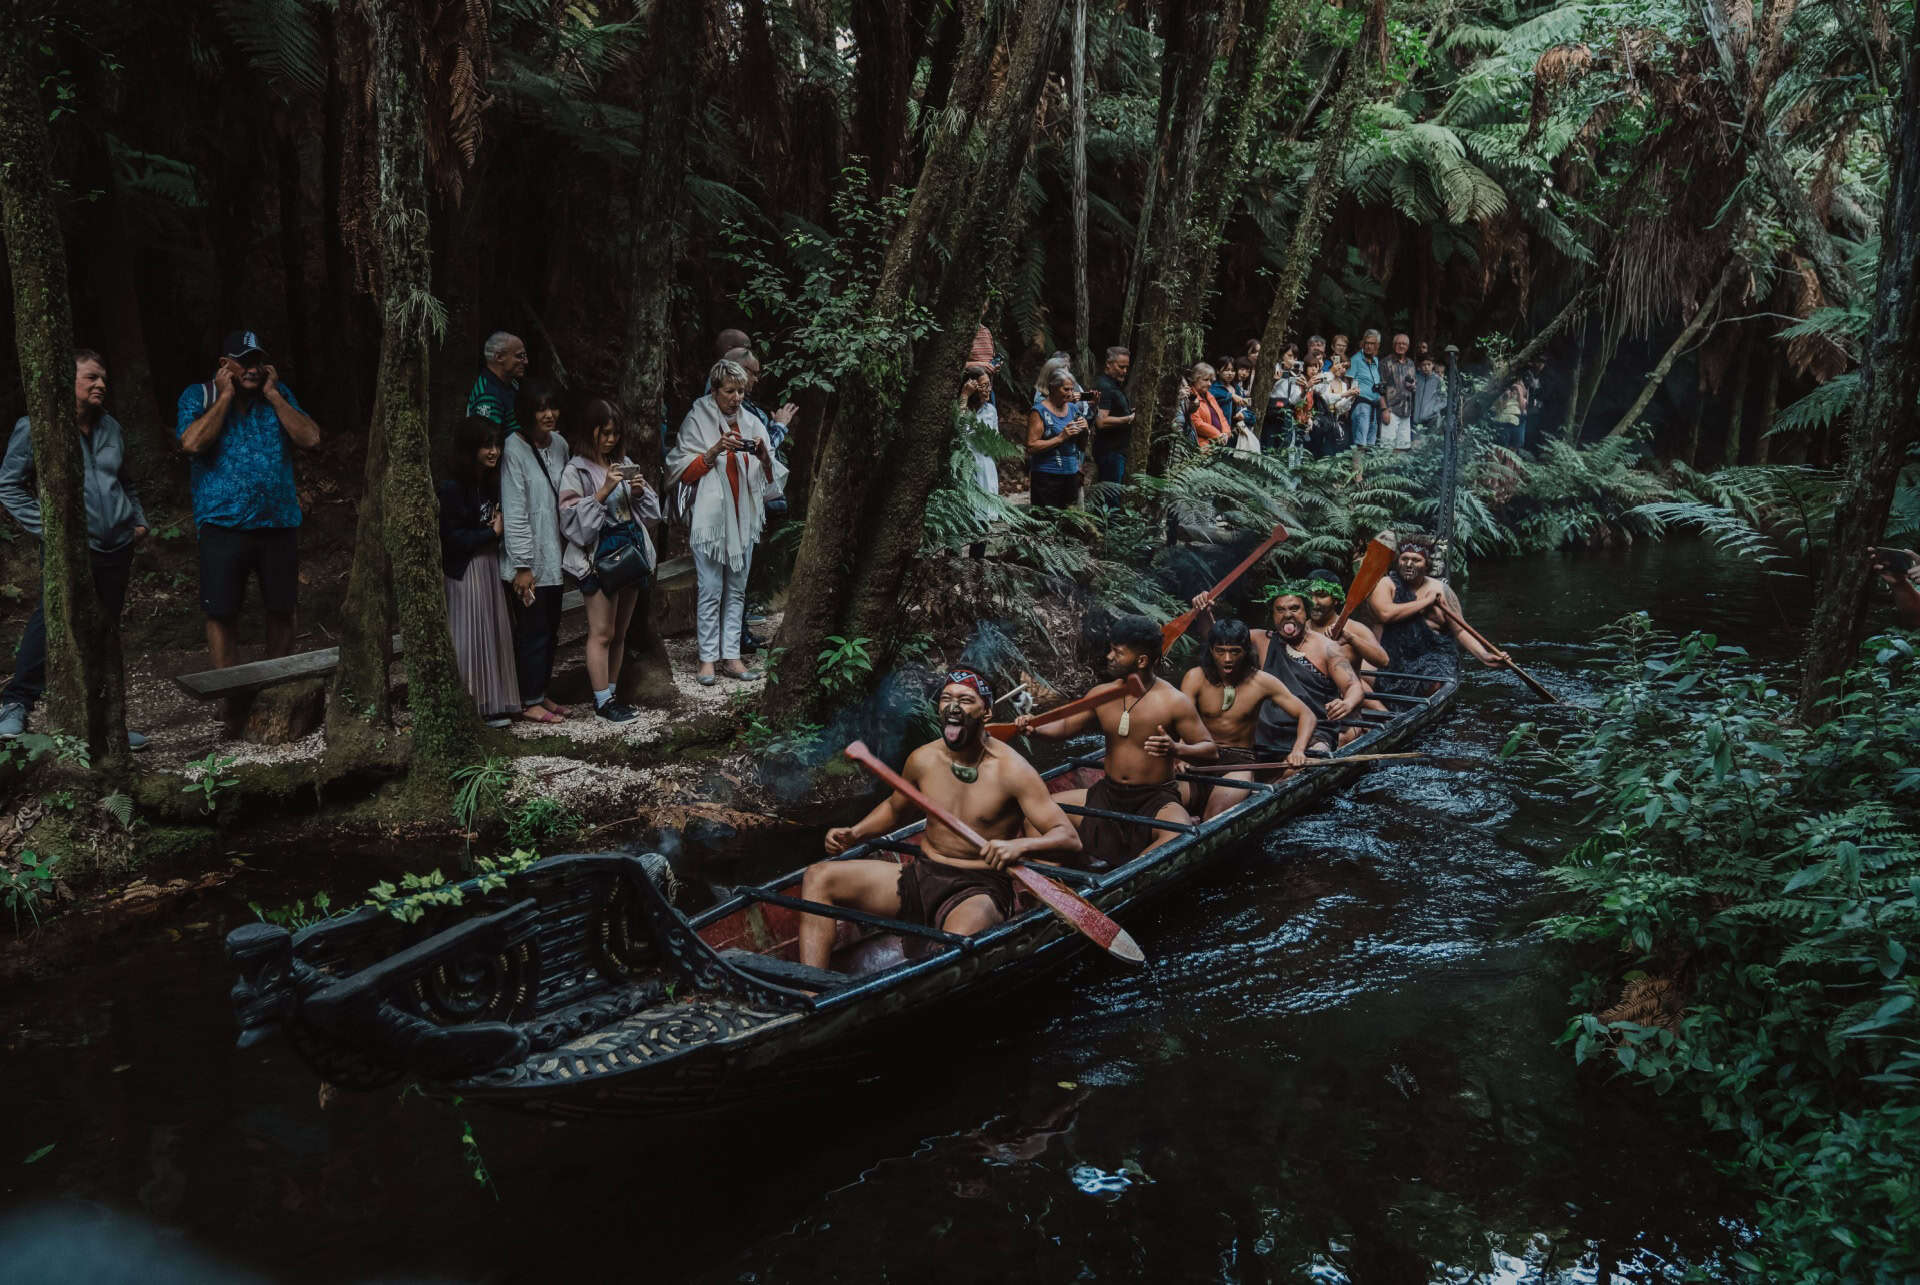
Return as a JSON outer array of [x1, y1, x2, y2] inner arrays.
[[796, 671, 1081, 971]]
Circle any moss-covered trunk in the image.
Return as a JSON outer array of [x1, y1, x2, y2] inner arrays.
[[0, 28, 129, 773], [367, 0, 479, 779], [769, 0, 1067, 719], [615, 0, 707, 709], [1126, 0, 1227, 469], [1798, 38, 1920, 722]]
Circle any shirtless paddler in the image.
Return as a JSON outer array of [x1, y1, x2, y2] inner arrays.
[[1178, 616, 1316, 820], [797, 670, 1080, 970], [1015, 613, 1217, 863]]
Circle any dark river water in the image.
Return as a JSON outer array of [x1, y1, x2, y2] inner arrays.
[[0, 541, 1815, 1283]]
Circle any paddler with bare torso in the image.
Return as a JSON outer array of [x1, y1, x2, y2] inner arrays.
[[797, 670, 1080, 969], [1016, 613, 1217, 863], [1178, 616, 1316, 820], [1365, 535, 1508, 693]]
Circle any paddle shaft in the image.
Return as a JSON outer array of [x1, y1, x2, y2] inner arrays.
[[1436, 604, 1559, 703], [987, 672, 1146, 741], [840, 742, 1143, 963], [1161, 522, 1290, 649], [1187, 751, 1430, 773], [1329, 537, 1396, 640]]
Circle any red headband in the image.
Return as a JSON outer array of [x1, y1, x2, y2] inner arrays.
[[943, 670, 994, 705]]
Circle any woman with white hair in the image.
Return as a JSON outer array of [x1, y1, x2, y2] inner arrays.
[[667, 358, 781, 685]]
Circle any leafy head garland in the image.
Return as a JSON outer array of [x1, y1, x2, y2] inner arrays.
[[1264, 580, 1344, 604]]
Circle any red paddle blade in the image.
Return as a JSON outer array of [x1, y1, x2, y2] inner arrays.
[[1161, 522, 1290, 649], [1008, 865, 1145, 965], [985, 673, 1146, 741]]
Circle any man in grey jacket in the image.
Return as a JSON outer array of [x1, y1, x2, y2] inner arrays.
[[0, 350, 148, 745]]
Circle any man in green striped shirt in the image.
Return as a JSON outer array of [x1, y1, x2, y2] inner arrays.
[[467, 331, 528, 432]]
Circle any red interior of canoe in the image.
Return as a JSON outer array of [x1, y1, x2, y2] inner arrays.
[[695, 765, 1106, 971]]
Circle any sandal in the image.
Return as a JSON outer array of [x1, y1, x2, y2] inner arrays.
[[520, 705, 565, 724]]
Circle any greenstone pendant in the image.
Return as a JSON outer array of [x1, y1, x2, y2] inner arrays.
[[1221, 684, 1237, 712], [949, 759, 979, 784]]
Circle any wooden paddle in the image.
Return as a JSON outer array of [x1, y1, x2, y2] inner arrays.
[[842, 741, 1145, 965], [1328, 536, 1396, 640], [1436, 604, 1560, 703], [1186, 751, 1437, 773], [1160, 521, 1290, 649], [986, 672, 1147, 741]]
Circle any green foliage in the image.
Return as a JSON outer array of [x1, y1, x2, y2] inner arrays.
[[98, 791, 133, 829], [249, 891, 331, 930], [1514, 618, 1920, 1280], [0, 851, 58, 932], [451, 755, 512, 856], [181, 752, 238, 814], [815, 635, 876, 698], [504, 797, 580, 854], [723, 171, 935, 403]]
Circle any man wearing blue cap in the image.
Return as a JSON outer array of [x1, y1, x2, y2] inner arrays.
[[176, 329, 322, 675]]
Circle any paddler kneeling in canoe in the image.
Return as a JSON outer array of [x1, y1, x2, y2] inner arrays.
[[1016, 613, 1217, 864], [1177, 616, 1318, 820], [798, 670, 1081, 969]]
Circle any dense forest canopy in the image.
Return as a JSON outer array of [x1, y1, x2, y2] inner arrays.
[[2, 0, 1905, 471]]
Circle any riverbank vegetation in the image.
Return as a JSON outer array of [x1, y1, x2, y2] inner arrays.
[[1516, 618, 1920, 1279]]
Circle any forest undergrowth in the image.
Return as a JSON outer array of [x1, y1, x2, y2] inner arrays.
[[1509, 616, 1920, 1281]]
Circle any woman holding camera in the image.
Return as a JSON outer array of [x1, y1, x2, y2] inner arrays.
[[1026, 365, 1090, 508], [560, 399, 659, 723], [668, 358, 779, 685]]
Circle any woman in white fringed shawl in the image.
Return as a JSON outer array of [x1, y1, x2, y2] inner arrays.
[[667, 358, 780, 685]]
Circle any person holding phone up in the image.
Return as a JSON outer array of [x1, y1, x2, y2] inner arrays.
[[1026, 365, 1090, 509], [668, 359, 780, 685], [175, 329, 322, 681]]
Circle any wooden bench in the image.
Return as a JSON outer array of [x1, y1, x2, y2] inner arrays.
[[173, 554, 697, 701]]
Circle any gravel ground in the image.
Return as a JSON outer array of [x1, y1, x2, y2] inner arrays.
[[86, 613, 778, 783]]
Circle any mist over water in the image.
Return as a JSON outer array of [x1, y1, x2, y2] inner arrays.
[[0, 542, 1809, 1282]]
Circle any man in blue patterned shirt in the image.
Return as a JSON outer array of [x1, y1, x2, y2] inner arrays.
[[176, 329, 322, 671]]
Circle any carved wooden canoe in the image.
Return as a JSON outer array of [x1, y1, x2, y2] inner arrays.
[[226, 663, 1458, 1118]]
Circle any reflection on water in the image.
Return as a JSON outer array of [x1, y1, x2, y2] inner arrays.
[[0, 543, 1799, 1282]]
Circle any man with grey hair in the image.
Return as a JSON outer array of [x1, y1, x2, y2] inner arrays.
[[1379, 332, 1416, 451], [1347, 329, 1384, 448], [467, 331, 528, 434]]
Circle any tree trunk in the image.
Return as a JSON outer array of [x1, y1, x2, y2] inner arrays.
[[1570, 312, 1621, 439], [616, 0, 707, 709], [1721, 327, 1753, 467], [1701, 0, 1853, 311], [1249, 0, 1387, 439], [0, 27, 129, 772], [1604, 258, 1740, 439], [1119, 149, 1159, 350], [1126, 0, 1228, 466], [1797, 38, 1920, 721], [850, 0, 932, 198], [1682, 365, 1709, 467], [770, 0, 1068, 717], [1459, 283, 1598, 426], [1754, 354, 1781, 462], [365, 0, 478, 778], [1071, 0, 1092, 381]]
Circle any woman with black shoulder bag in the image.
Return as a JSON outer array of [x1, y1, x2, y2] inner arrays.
[[559, 398, 659, 723]]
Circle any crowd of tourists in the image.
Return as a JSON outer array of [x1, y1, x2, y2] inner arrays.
[[980, 326, 1552, 512], [445, 328, 790, 727], [0, 316, 1546, 744]]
